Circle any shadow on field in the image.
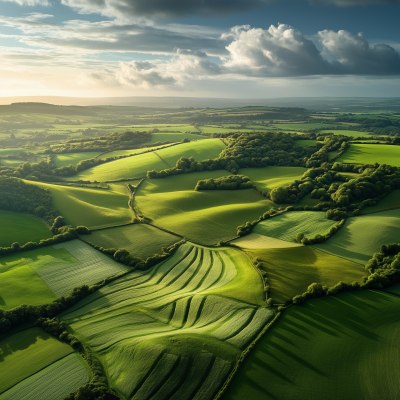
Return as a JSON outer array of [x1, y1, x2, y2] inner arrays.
[[0, 295, 5, 306]]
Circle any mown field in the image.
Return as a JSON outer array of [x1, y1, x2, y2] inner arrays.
[[225, 290, 400, 400], [231, 233, 302, 250], [313, 209, 400, 265], [361, 190, 400, 214], [61, 242, 270, 399], [53, 152, 101, 167], [336, 144, 400, 166], [253, 211, 337, 243], [0, 210, 51, 247]]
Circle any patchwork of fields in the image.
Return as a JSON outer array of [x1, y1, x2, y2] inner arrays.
[[336, 143, 400, 166]]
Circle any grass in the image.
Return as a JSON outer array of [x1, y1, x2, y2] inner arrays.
[[246, 246, 366, 303], [85, 224, 180, 260], [61, 242, 271, 400], [53, 152, 101, 168], [272, 123, 336, 130], [0, 210, 51, 248], [231, 233, 302, 250], [294, 140, 318, 147], [0, 354, 90, 400], [253, 211, 337, 243], [135, 172, 276, 244], [97, 144, 167, 159], [225, 290, 400, 400], [0, 327, 73, 394], [319, 129, 372, 138], [313, 209, 400, 265], [336, 144, 400, 167], [361, 190, 400, 214], [151, 132, 203, 143], [239, 166, 306, 193], [32, 181, 133, 229]]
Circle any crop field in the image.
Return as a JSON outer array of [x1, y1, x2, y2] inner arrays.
[[313, 209, 400, 265], [225, 290, 400, 400], [0, 327, 73, 394], [239, 166, 306, 193], [53, 151, 101, 167], [0, 210, 51, 248], [61, 242, 272, 399], [253, 211, 337, 243], [336, 144, 400, 167], [247, 246, 365, 303], [33, 181, 133, 229], [231, 233, 302, 250], [0, 354, 90, 400], [85, 224, 180, 260], [319, 129, 371, 137], [135, 173, 276, 244]]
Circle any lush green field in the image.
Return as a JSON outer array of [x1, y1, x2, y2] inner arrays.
[[0, 328, 73, 394], [313, 209, 400, 265], [33, 182, 133, 229], [0, 354, 90, 400], [362, 190, 400, 214], [319, 129, 371, 138], [62, 242, 270, 399], [225, 290, 400, 400], [247, 246, 366, 303], [97, 144, 167, 159], [231, 233, 302, 250], [85, 224, 180, 260], [135, 172, 276, 244], [53, 152, 101, 167], [253, 211, 337, 243], [0, 210, 51, 248], [151, 132, 203, 143], [239, 166, 306, 193], [295, 140, 318, 147], [336, 144, 400, 167], [272, 123, 336, 130]]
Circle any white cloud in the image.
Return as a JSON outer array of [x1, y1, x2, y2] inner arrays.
[[0, 0, 50, 5]]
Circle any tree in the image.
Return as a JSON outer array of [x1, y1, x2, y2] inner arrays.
[[296, 232, 304, 243]]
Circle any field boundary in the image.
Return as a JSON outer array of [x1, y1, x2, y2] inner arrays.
[[153, 151, 171, 168], [146, 222, 184, 238]]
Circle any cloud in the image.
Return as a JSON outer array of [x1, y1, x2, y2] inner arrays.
[[0, 0, 50, 6], [309, 0, 400, 6]]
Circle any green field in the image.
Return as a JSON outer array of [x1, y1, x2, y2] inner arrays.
[[135, 172, 276, 244], [97, 144, 167, 159], [247, 246, 366, 303], [33, 182, 133, 229], [240, 166, 306, 193], [295, 140, 318, 147], [336, 144, 400, 167], [0, 328, 73, 394], [0, 210, 51, 247], [272, 123, 336, 130], [253, 211, 337, 243], [362, 190, 400, 214], [225, 290, 400, 400], [0, 354, 90, 400], [85, 224, 180, 260], [313, 209, 400, 265], [53, 152, 101, 167], [231, 233, 302, 250], [319, 129, 371, 138], [62, 242, 270, 399]]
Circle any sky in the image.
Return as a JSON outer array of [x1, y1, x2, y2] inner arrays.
[[0, 0, 400, 98]]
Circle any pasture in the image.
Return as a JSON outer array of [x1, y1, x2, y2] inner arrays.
[[319, 129, 371, 138], [225, 290, 400, 400], [0, 328, 73, 394], [53, 152, 101, 167], [336, 144, 400, 166], [231, 233, 302, 250], [362, 190, 400, 214], [61, 242, 271, 399], [295, 140, 318, 147], [0, 210, 51, 248], [253, 211, 337, 243]]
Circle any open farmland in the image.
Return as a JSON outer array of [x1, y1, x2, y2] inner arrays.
[[53, 151, 101, 167], [32, 181, 133, 229], [0, 328, 74, 394], [225, 290, 400, 400], [0, 210, 51, 247], [336, 144, 400, 166], [246, 246, 366, 303], [231, 233, 302, 249], [319, 129, 371, 138], [313, 209, 400, 265], [85, 224, 180, 260], [361, 190, 400, 214], [61, 242, 272, 400], [253, 211, 337, 243]]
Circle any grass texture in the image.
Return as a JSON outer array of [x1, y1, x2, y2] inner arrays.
[[61, 242, 271, 400], [253, 211, 337, 243], [231, 233, 302, 250], [225, 290, 400, 400], [362, 190, 400, 214], [336, 144, 400, 166], [0, 328, 73, 394], [313, 209, 400, 265], [319, 129, 371, 138], [247, 246, 366, 303], [85, 224, 180, 260], [0, 210, 51, 248], [0, 354, 90, 400], [53, 152, 101, 167]]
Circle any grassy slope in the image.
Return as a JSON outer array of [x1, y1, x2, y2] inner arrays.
[[253, 211, 337, 243], [231, 233, 303, 250], [294, 140, 318, 147], [33, 182, 133, 229], [0, 210, 51, 247], [319, 129, 371, 137], [247, 247, 366, 303], [61, 243, 269, 400], [97, 145, 167, 159], [313, 209, 400, 265], [362, 190, 400, 214], [53, 152, 101, 167], [336, 144, 400, 166], [135, 172, 275, 244], [239, 166, 306, 193], [0, 328, 73, 394], [85, 224, 180, 260], [225, 290, 400, 400]]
